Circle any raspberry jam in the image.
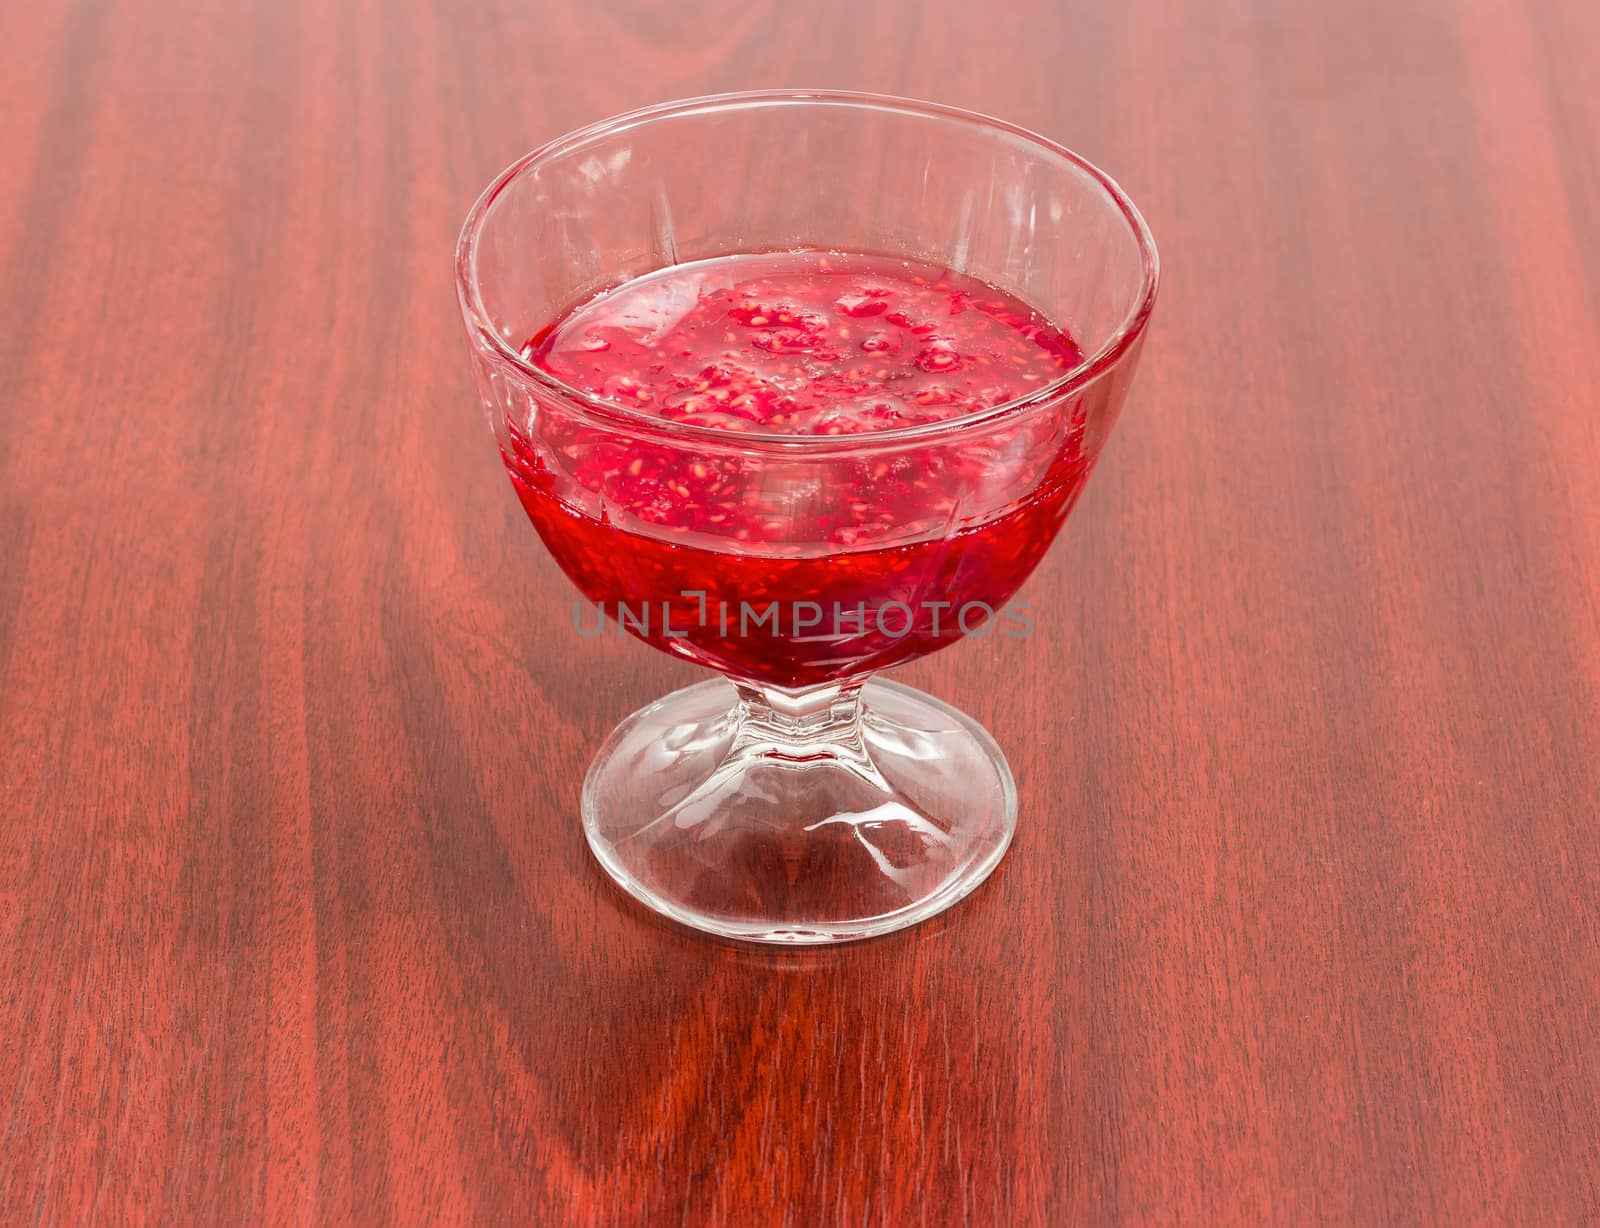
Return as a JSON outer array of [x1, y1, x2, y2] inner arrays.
[[505, 251, 1094, 687]]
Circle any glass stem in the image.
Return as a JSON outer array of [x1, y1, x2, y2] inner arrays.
[[731, 678, 871, 766]]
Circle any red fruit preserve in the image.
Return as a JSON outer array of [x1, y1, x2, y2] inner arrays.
[[504, 251, 1094, 687]]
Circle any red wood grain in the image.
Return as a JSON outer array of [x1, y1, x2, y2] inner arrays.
[[4, 0, 1600, 1222]]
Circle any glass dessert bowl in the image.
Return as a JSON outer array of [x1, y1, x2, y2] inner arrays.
[[455, 91, 1157, 943]]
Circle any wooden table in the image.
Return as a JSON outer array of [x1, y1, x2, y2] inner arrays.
[[5, 0, 1599, 1222]]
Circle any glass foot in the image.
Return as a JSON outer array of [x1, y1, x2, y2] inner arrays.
[[581, 677, 1017, 944]]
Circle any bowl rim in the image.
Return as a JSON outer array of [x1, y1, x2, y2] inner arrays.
[[455, 88, 1159, 451]]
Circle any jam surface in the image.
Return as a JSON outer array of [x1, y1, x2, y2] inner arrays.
[[529, 250, 1081, 436]]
